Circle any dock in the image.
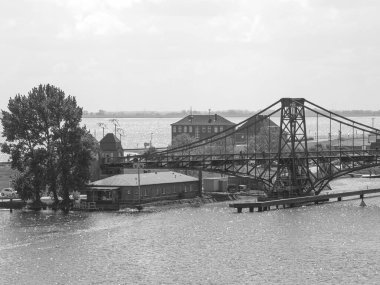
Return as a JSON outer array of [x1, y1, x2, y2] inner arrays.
[[0, 198, 25, 210], [229, 188, 380, 213]]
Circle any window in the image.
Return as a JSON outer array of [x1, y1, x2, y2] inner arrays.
[[220, 126, 224, 132], [183, 126, 187, 133], [96, 191, 113, 201], [208, 126, 211, 133], [202, 126, 206, 133], [178, 126, 182, 132], [195, 127, 200, 139], [188, 126, 192, 133], [157, 188, 160, 195], [184, 185, 187, 192], [173, 126, 176, 133], [214, 127, 218, 133], [163, 188, 166, 194], [127, 189, 131, 195], [144, 189, 148, 196]]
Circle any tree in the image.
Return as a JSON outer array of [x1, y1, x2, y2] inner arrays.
[[1, 91, 49, 204], [169, 133, 196, 149], [1, 84, 97, 210], [247, 126, 280, 154]]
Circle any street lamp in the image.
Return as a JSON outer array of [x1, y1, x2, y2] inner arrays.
[[97, 122, 107, 138], [109, 119, 119, 136], [117, 127, 125, 142]]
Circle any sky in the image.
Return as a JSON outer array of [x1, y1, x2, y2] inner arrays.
[[1, 0, 380, 112]]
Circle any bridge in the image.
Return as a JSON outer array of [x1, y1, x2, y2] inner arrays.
[[103, 98, 380, 198]]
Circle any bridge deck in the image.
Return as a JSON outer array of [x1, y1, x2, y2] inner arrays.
[[229, 188, 380, 213]]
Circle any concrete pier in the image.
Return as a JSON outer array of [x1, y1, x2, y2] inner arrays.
[[229, 188, 380, 213]]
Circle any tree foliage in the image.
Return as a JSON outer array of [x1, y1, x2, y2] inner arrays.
[[169, 133, 197, 149], [1, 84, 97, 209], [247, 126, 280, 154]]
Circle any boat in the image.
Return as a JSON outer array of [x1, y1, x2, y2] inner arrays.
[[361, 174, 380, 178]]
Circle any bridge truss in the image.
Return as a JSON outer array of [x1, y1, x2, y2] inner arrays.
[[104, 98, 380, 198]]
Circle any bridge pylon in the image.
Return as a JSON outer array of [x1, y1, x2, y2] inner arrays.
[[271, 98, 314, 198]]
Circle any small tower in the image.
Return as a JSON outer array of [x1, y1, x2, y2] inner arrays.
[[99, 133, 123, 163]]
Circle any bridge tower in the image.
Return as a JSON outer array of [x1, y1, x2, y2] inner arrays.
[[272, 98, 314, 197]]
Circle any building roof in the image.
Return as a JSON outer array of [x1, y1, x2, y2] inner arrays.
[[236, 115, 280, 135], [99, 133, 123, 151], [89, 171, 198, 187], [171, 114, 235, 126]]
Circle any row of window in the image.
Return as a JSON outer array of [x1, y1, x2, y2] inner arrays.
[[173, 125, 224, 134], [126, 184, 196, 196]]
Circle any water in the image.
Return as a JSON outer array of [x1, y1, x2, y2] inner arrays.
[[1, 116, 379, 162], [1, 178, 380, 284], [82, 116, 380, 149], [1, 116, 380, 283]]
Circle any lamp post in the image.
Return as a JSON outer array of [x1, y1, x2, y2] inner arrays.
[[109, 119, 119, 136], [133, 157, 141, 205], [117, 128, 125, 142], [97, 122, 107, 138]]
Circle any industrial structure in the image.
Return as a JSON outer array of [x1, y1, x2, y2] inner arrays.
[[102, 98, 380, 199]]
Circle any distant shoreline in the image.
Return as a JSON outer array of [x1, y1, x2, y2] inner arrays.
[[83, 111, 380, 119]]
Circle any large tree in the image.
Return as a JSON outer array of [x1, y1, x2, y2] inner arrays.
[[247, 125, 281, 154], [1, 84, 96, 209]]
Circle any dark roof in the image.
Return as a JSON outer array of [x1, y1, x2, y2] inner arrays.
[[89, 171, 198, 187], [99, 133, 123, 151], [171, 114, 235, 126], [237, 115, 279, 133]]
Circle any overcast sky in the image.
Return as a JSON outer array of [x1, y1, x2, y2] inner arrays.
[[1, 0, 380, 112]]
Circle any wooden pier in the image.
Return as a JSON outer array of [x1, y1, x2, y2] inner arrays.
[[229, 188, 380, 213], [0, 198, 25, 211]]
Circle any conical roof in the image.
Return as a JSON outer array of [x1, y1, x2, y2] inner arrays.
[[99, 133, 123, 151]]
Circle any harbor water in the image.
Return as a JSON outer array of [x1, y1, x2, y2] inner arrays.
[[0, 116, 379, 162], [1, 178, 380, 284], [1, 116, 380, 284]]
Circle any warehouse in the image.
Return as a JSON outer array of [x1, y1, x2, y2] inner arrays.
[[85, 171, 200, 210]]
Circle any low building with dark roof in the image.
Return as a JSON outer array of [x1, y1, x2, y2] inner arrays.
[[85, 171, 200, 209], [171, 114, 235, 143]]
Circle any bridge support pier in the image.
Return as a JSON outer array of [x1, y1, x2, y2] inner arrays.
[[360, 194, 364, 199], [338, 197, 342, 202], [237, 207, 242, 213], [258, 207, 263, 212], [249, 207, 254, 212]]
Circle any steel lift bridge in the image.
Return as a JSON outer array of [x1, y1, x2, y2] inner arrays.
[[104, 98, 380, 198]]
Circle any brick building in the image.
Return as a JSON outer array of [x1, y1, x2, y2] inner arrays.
[[171, 114, 235, 143]]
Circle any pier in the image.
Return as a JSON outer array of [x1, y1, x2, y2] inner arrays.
[[229, 188, 380, 213]]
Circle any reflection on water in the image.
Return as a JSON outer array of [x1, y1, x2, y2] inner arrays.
[[1, 179, 380, 284]]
